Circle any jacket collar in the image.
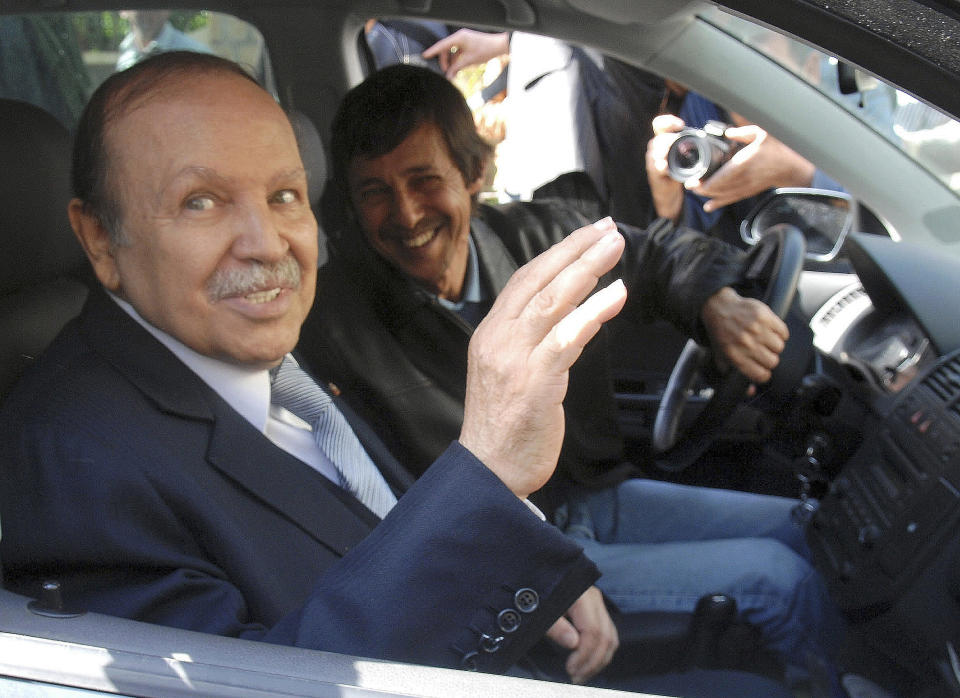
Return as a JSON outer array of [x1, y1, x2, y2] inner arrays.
[[79, 286, 377, 553], [470, 216, 520, 296], [80, 286, 214, 421]]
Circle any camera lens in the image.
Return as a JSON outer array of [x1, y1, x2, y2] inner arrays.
[[667, 134, 714, 182], [666, 129, 736, 183], [672, 137, 704, 171]]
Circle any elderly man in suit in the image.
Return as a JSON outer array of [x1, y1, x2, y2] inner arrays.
[[0, 50, 625, 674]]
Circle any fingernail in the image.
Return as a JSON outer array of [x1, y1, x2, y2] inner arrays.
[[593, 216, 615, 231], [600, 231, 622, 247]]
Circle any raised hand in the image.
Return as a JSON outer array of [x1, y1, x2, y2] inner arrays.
[[458, 217, 627, 498]]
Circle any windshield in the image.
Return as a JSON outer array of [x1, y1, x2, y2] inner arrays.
[[701, 6, 960, 195]]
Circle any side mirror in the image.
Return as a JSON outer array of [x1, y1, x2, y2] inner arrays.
[[740, 188, 854, 262]]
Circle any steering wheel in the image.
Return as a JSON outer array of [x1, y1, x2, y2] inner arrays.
[[651, 224, 806, 472]]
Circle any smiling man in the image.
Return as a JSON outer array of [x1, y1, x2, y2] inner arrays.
[[350, 120, 478, 299], [298, 63, 844, 686], [0, 51, 648, 678], [70, 56, 317, 367]]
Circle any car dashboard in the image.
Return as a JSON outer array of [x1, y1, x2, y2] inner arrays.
[[802, 232, 960, 690]]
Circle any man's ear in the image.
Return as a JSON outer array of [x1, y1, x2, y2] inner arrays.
[[467, 156, 492, 197], [466, 175, 485, 196], [68, 199, 121, 292]]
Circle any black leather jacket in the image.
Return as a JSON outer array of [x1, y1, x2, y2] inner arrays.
[[298, 199, 745, 510]]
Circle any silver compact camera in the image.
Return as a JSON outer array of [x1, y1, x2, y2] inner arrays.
[[666, 120, 739, 183]]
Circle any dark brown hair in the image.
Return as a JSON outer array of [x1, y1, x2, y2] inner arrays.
[[330, 64, 493, 201]]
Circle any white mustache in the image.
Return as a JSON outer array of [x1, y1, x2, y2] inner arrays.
[[207, 255, 301, 301]]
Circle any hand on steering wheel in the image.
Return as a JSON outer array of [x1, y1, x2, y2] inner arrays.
[[651, 225, 806, 471]]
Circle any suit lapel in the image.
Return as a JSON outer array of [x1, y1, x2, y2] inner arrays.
[[206, 408, 377, 554], [83, 288, 377, 556]]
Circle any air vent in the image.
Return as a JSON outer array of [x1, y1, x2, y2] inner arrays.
[[819, 286, 867, 326], [811, 283, 873, 355], [924, 355, 960, 421]]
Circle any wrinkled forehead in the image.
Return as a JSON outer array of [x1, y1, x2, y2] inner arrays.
[[107, 70, 284, 139], [104, 72, 299, 186]]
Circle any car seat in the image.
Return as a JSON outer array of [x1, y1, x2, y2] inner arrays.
[[287, 108, 329, 267], [0, 98, 91, 403], [0, 98, 95, 588]]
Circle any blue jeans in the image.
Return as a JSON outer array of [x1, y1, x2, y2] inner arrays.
[[554, 478, 844, 675]]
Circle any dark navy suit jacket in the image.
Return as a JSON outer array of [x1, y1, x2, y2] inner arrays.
[[0, 287, 598, 672]]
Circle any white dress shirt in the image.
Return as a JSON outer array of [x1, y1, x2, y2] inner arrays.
[[109, 293, 344, 485]]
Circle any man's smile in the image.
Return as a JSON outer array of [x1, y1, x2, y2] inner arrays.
[[386, 220, 445, 251], [244, 287, 283, 303], [402, 227, 439, 249]]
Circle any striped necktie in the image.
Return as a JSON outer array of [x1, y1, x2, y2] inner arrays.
[[270, 356, 397, 518]]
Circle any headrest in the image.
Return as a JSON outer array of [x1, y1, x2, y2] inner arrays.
[[288, 109, 328, 210], [288, 109, 329, 266], [0, 99, 87, 296]]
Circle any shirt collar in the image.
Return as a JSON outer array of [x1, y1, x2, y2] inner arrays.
[[107, 292, 273, 432]]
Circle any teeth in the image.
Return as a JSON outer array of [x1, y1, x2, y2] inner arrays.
[[245, 288, 282, 304], [403, 229, 436, 248]]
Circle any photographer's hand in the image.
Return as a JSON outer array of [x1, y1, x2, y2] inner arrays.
[[645, 114, 687, 221], [422, 29, 510, 80], [694, 124, 816, 212]]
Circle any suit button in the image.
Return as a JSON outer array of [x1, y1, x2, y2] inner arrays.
[[479, 633, 505, 653], [497, 608, 521, 633], [514, 587, 539, 613], [461, 650, 479, 671]]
